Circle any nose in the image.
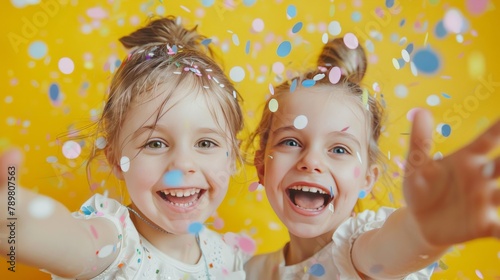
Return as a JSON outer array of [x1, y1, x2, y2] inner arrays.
[[297, 147, 325, 173], [168, 146, 197, 175]]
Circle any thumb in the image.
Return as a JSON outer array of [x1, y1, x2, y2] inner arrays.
[[0, 148, 23, 186], [406, 109, 434, 175]]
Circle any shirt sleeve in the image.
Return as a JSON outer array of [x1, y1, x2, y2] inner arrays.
[[331, 207, 434, 280], [48, 193, 143, 280]]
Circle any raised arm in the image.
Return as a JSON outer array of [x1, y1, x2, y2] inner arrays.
[[0, 149, 120, 278], [352, 110, 500, 279]]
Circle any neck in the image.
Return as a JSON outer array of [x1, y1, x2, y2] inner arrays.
[[128, 204, 201, 264], [284, 229, 335, 266]]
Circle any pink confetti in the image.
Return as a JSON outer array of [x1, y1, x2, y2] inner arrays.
[[87, 7, 108, 19], [341, 126, 349, 132], [238, 236, 256, 254], [466, 0, 488, 16], [249, 182, 260, 192], [328, 67, 341, 84], [343, 33, 359, 49], [475, 269, 484, 279], [443, 9, 464, 34], [90, 225, 99, 239], [213, 217, 224, 230]]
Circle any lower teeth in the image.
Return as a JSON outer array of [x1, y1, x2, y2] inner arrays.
[[295, 204, 325, 211]]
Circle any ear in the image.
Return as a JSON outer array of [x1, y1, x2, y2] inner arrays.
[[363, 163, 379, 193], [254, 149, 265, 184], [105, 147, 125, 180]]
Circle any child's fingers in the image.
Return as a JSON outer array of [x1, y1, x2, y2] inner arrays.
[[482, 156, 500, 179], [0, 148, 23, 186], [406, 109, 434, 174], [467, 119, 500, 155]]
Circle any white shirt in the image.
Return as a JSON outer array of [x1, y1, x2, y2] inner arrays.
[[245, 207, 434, 280], [49, 194, 248, 280]]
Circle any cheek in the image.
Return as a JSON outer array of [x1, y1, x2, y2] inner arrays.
[[354, 166, 361, 178]]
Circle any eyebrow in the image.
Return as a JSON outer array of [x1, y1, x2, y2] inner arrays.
[[271, 125, 362, 148], [133, 125, 226, 139]]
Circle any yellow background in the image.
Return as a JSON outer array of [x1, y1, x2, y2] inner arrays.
[[1, 0, 499, 279]]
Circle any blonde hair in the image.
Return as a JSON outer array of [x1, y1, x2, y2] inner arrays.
[[249, 37, 384, 210], [89, 16, 243, 176]]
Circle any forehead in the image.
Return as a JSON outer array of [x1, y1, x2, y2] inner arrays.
[[270, 85, 368, 136]]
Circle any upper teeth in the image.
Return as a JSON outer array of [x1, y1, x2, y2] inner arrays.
[[289, 186, 327, 194], [161, 188, 201, 197]]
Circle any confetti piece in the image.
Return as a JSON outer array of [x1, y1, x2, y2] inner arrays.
[[232, 34, 240, 46], [188, 222, 204, 234], [29, 197, 55, 219], [90, 225, 99, 239], [245, 40, 250, 54], [286, 5, 297, 19], [211, 217, 224, 231], [292, 22, 303, 33], [356, 151, 362, 164], [238, 236, 256, 254], [358, 190, 367, 199], [290, 79, 297, 93], [413, 48, 440, 75], [97, 244, 115, 258], [475, 269, 484, 279], [302, 79, 315, 87], [426, 94, 440, 106], [268, 98, 278, 112], [435, 20, 448, 38], [394, 84, 408, 98], [466, 0, 488, 16], [321, 33, 328, 44], [272, 62, 284, 74], [328, 203, 334, 213], [351, 11, 361, 22], [28, 41, 47, 59], [328, 67, 341, 84], [62, 140, 82, 159], [163, 170, 183, 186], [406, 43, 414, 54], [362, 88, 369, 106], [46, 156, 57, 163], [252, 18, 265, 33], [343, 33, 359, 49], [120, 156, 130, 172], [58, 57, 75, 75], [401, 49, 410, 62], [309, 263, 325, 276], [248, 182, 259, 192], [229, 66, 245, 82], [385, 0, 395, 8], [329, 186, 334, 197], [277, 41, 292, 57], [243, 0, 257, 6], [293, 115, 308, 130], [328, 21, 341, 36], [201, 38, 212, 46], [49, 83, 60, 103], [95, 137, 107, 149], [436, 123, 452, 137], [444, 9, 464, 34], [87, 6, 108, 19]]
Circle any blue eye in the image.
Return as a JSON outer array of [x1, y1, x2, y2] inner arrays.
[[145, 140, 166, 149], [332, 146, 348, 154], [281, 139, 300, 147], [197, 140, 218, 149]]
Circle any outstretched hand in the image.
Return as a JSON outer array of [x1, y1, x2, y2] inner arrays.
[[403, 109, 500, 247]]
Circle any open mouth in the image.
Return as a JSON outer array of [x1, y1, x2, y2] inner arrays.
[[157, 188, 205, 208], [287, 186, 334, 211]]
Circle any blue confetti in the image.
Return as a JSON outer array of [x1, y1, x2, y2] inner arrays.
[[277, 41, 292, 57], [386, 0, 395, 8], [351, 11, 362, 22], [434, 20, 448, 39], [413, 48, 440, 74], [163, 170, 183, 187], [406, 43, 414, 54], [49, 83, 59, 102], [292, 22, 303, 33], [28, 41, 48, 59], [329, 186, 334, 197], [302, 79, 315, 87], [201, 38, 212, 46], [201, 0, 215, 7], [441, 92, 451, 99], [115, 59, 121, 68], [358, 190, 367, 199], [243, 0, 256, 6], [290, 79, 297, 93], [309, 263, 325, 277], [188, 222, 204, 234], [399, 19, 406, 27], [441, 124, 451, 137], [287, 5, 297, 18], [245, 40, 251, 54]]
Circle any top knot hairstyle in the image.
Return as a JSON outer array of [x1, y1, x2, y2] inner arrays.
[[90, 16, 244, 173], [250, 36, 384, 172]]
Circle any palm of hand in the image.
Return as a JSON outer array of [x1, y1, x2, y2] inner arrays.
[[403, 110, 500, 247]]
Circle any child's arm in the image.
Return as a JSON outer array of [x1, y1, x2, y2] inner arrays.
[[0, 149, 120, 278], [351, 110, 500, 279]]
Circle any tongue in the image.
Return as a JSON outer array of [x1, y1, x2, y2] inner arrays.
[[294, 192, 325, 209], [167, 194, 198, 204]]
